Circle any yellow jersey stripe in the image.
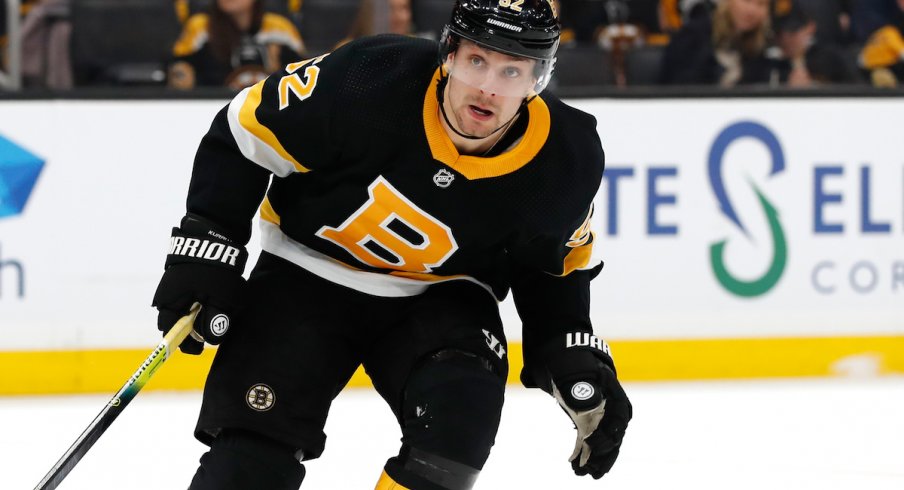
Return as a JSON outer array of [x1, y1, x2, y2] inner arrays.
[[260, 197, 281, 225], [388, 270, 471, 282], [259, 221, 496, 297], [560, 232, 594, 276], [374, 471, 410, 490], [227, 81, 310, 176]]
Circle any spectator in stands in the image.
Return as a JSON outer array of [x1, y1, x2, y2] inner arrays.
[[557, 0, 664, 46], [168, 0, 304, 91], [353, 0, 414, 36], [557, 0, 669, 86], [19, 0, 73, 89], [336, 0, 433, 50], [660, 0, 772, 86], [387, 0, 413, 35], [327, 0, 376, 51], [850, 0, 900, 42], [658, 0, 716, 41], [852, 0, 904, 86], [1, 0, 42, 78], [770, 0, 862, 86]]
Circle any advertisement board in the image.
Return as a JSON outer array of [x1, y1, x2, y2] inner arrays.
[[1, 97, 901, 391], [583, 98, 903, 339]]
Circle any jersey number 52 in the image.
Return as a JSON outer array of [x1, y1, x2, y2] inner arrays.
[[498, 0, 524, 12], [278, 54, 329, 110]]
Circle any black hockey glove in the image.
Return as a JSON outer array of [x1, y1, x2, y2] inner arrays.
[[544, 332, 632, 479], [151, 214, 248, 355]]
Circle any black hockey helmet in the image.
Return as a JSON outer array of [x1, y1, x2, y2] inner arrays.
[[439, 0, 561, 94]]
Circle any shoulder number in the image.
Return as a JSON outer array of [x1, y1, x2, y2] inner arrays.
[[277, 53, 329, 110], [498, 0, 524, 12], [566, 203, 594, 248]]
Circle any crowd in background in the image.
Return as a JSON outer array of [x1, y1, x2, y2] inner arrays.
[[1, 0, 904, 92]]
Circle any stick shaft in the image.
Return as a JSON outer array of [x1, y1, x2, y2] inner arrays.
[[34, 306, 199, 490]]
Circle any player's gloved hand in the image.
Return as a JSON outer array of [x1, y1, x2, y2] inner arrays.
[[546, 332, 632, 479], [151, 214, 248, 355]]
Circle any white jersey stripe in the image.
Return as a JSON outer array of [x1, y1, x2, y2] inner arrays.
[[227, 85, 306, 177], [260, 220, 495, 298]]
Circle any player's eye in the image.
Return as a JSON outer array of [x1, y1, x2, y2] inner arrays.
[[469, 56, 485, 68], [503, 66, 522, 79]]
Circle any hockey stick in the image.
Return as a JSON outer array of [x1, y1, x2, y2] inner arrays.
[[34, 304, 201, 490]]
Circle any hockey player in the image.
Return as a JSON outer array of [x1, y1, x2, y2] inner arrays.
[[152, 0, 632, 488]]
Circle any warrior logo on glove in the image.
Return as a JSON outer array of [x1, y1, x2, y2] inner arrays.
[[566, 332, 610, 356], [152, 214, 248, 355], [168, 236, 242, 266], [209, 314, 230, 337], [571, 381, 595, 401], [540, 331, 632, 479]]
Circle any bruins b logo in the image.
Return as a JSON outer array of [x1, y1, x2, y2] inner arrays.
[[317, 176, 458, 273]]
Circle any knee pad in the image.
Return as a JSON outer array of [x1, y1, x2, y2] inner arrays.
[[382, 449, 480, 490], [399, 349, 506, 476], [189, 429, 305, 490]]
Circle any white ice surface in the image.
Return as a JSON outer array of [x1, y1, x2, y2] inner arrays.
[[4, 378, 903, 489]]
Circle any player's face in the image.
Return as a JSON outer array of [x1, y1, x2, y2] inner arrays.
[[443, 40, 537, 138]]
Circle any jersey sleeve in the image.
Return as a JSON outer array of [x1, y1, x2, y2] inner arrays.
[[507, 197, 603, 334], [223, 45, 355, 177], [509, 201, 604, 389], [183, 39, 391, 244], [185, 105, 272, 245], [507, 120, 606, 389], [507, 96, 605, 278], [509, 201, 601, 277]]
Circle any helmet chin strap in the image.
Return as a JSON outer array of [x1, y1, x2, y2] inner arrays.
[[436, 70, 528, 141]]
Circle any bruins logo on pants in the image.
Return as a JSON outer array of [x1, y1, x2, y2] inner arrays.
[[246, 384, 275, 411]]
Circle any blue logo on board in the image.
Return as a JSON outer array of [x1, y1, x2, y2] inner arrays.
[[0, 134, 45, 219], [0, 134, 44, 299]]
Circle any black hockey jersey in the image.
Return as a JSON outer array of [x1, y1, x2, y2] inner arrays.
[[185, 34, 605, 302]]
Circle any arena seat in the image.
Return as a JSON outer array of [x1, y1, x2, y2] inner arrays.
[[187, 0, 291, 17], [295, 0, 362, 56], [69, 0, 181, 86], [552, 45, 615, 89], [624, 45, 664, 86], [412, 0, 451, 39]]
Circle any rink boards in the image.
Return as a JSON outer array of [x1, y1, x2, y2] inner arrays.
[[0, 97, 902, 394]]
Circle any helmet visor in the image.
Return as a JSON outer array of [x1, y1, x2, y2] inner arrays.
[[441, 37, 555, 97]]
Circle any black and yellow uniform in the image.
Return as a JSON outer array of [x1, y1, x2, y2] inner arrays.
[[191, 33, 602, 300], [182, 33, 606, 488], [860, 21, 904, 84], [170, 11, 304, 88]]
